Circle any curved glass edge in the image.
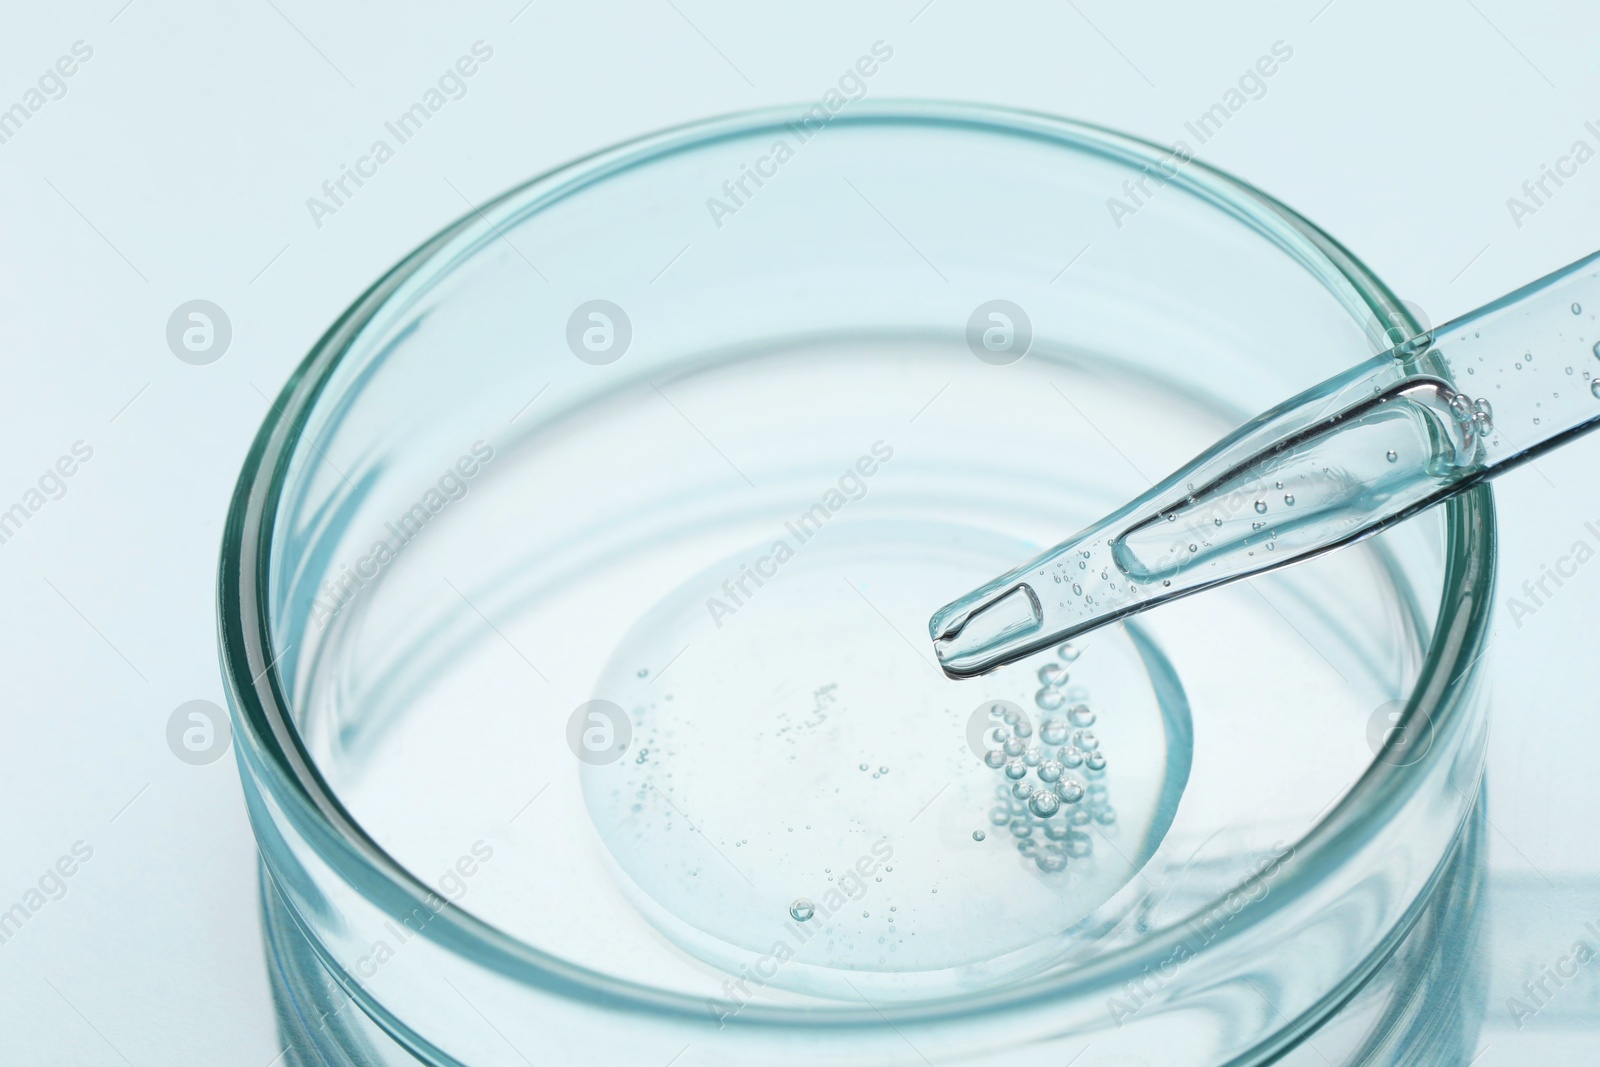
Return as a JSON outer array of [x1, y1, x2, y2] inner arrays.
[[217, 100, 1497, 1033]]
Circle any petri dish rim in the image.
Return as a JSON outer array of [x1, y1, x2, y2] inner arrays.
[[218, 100, 1495, 1032]]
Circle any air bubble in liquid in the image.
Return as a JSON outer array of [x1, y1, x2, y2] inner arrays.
[[1057, 643, 1080, 663], [1055, 777, 1086, 803], [1036, 687, 1064, 711], [1038, 663, 1068, 687], [1004, 759, 1027, 779], [1254, 500, 1267, 514], [1386, 450, 1398, 463], [1068, 705, 1096, 727], [1029, 790, 1061, 817], [1039, 719, 1068, 745], [1038, 759, 1063, 782], [790, 899, 815, 922]]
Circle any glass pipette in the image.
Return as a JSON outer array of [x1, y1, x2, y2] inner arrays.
[[931, 250, 1600, 678]]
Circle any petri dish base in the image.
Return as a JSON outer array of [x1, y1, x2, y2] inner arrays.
[[223, 103, 1493, 1065]]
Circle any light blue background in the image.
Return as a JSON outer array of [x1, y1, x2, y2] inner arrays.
[[0, 1, 1596, 1062]]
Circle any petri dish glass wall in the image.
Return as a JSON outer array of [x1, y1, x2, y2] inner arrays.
[[221, 103, 1494, 1065]]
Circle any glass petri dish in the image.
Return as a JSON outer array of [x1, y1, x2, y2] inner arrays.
[[221, 102, 1493, 1065]]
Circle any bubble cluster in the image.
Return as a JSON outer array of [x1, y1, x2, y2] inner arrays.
[[967, 654, 1120, 873]]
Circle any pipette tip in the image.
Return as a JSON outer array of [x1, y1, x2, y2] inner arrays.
[[930, 581, 1047, 678]]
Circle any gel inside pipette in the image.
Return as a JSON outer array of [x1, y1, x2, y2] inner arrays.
[[931, 250, 1600, 678]]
